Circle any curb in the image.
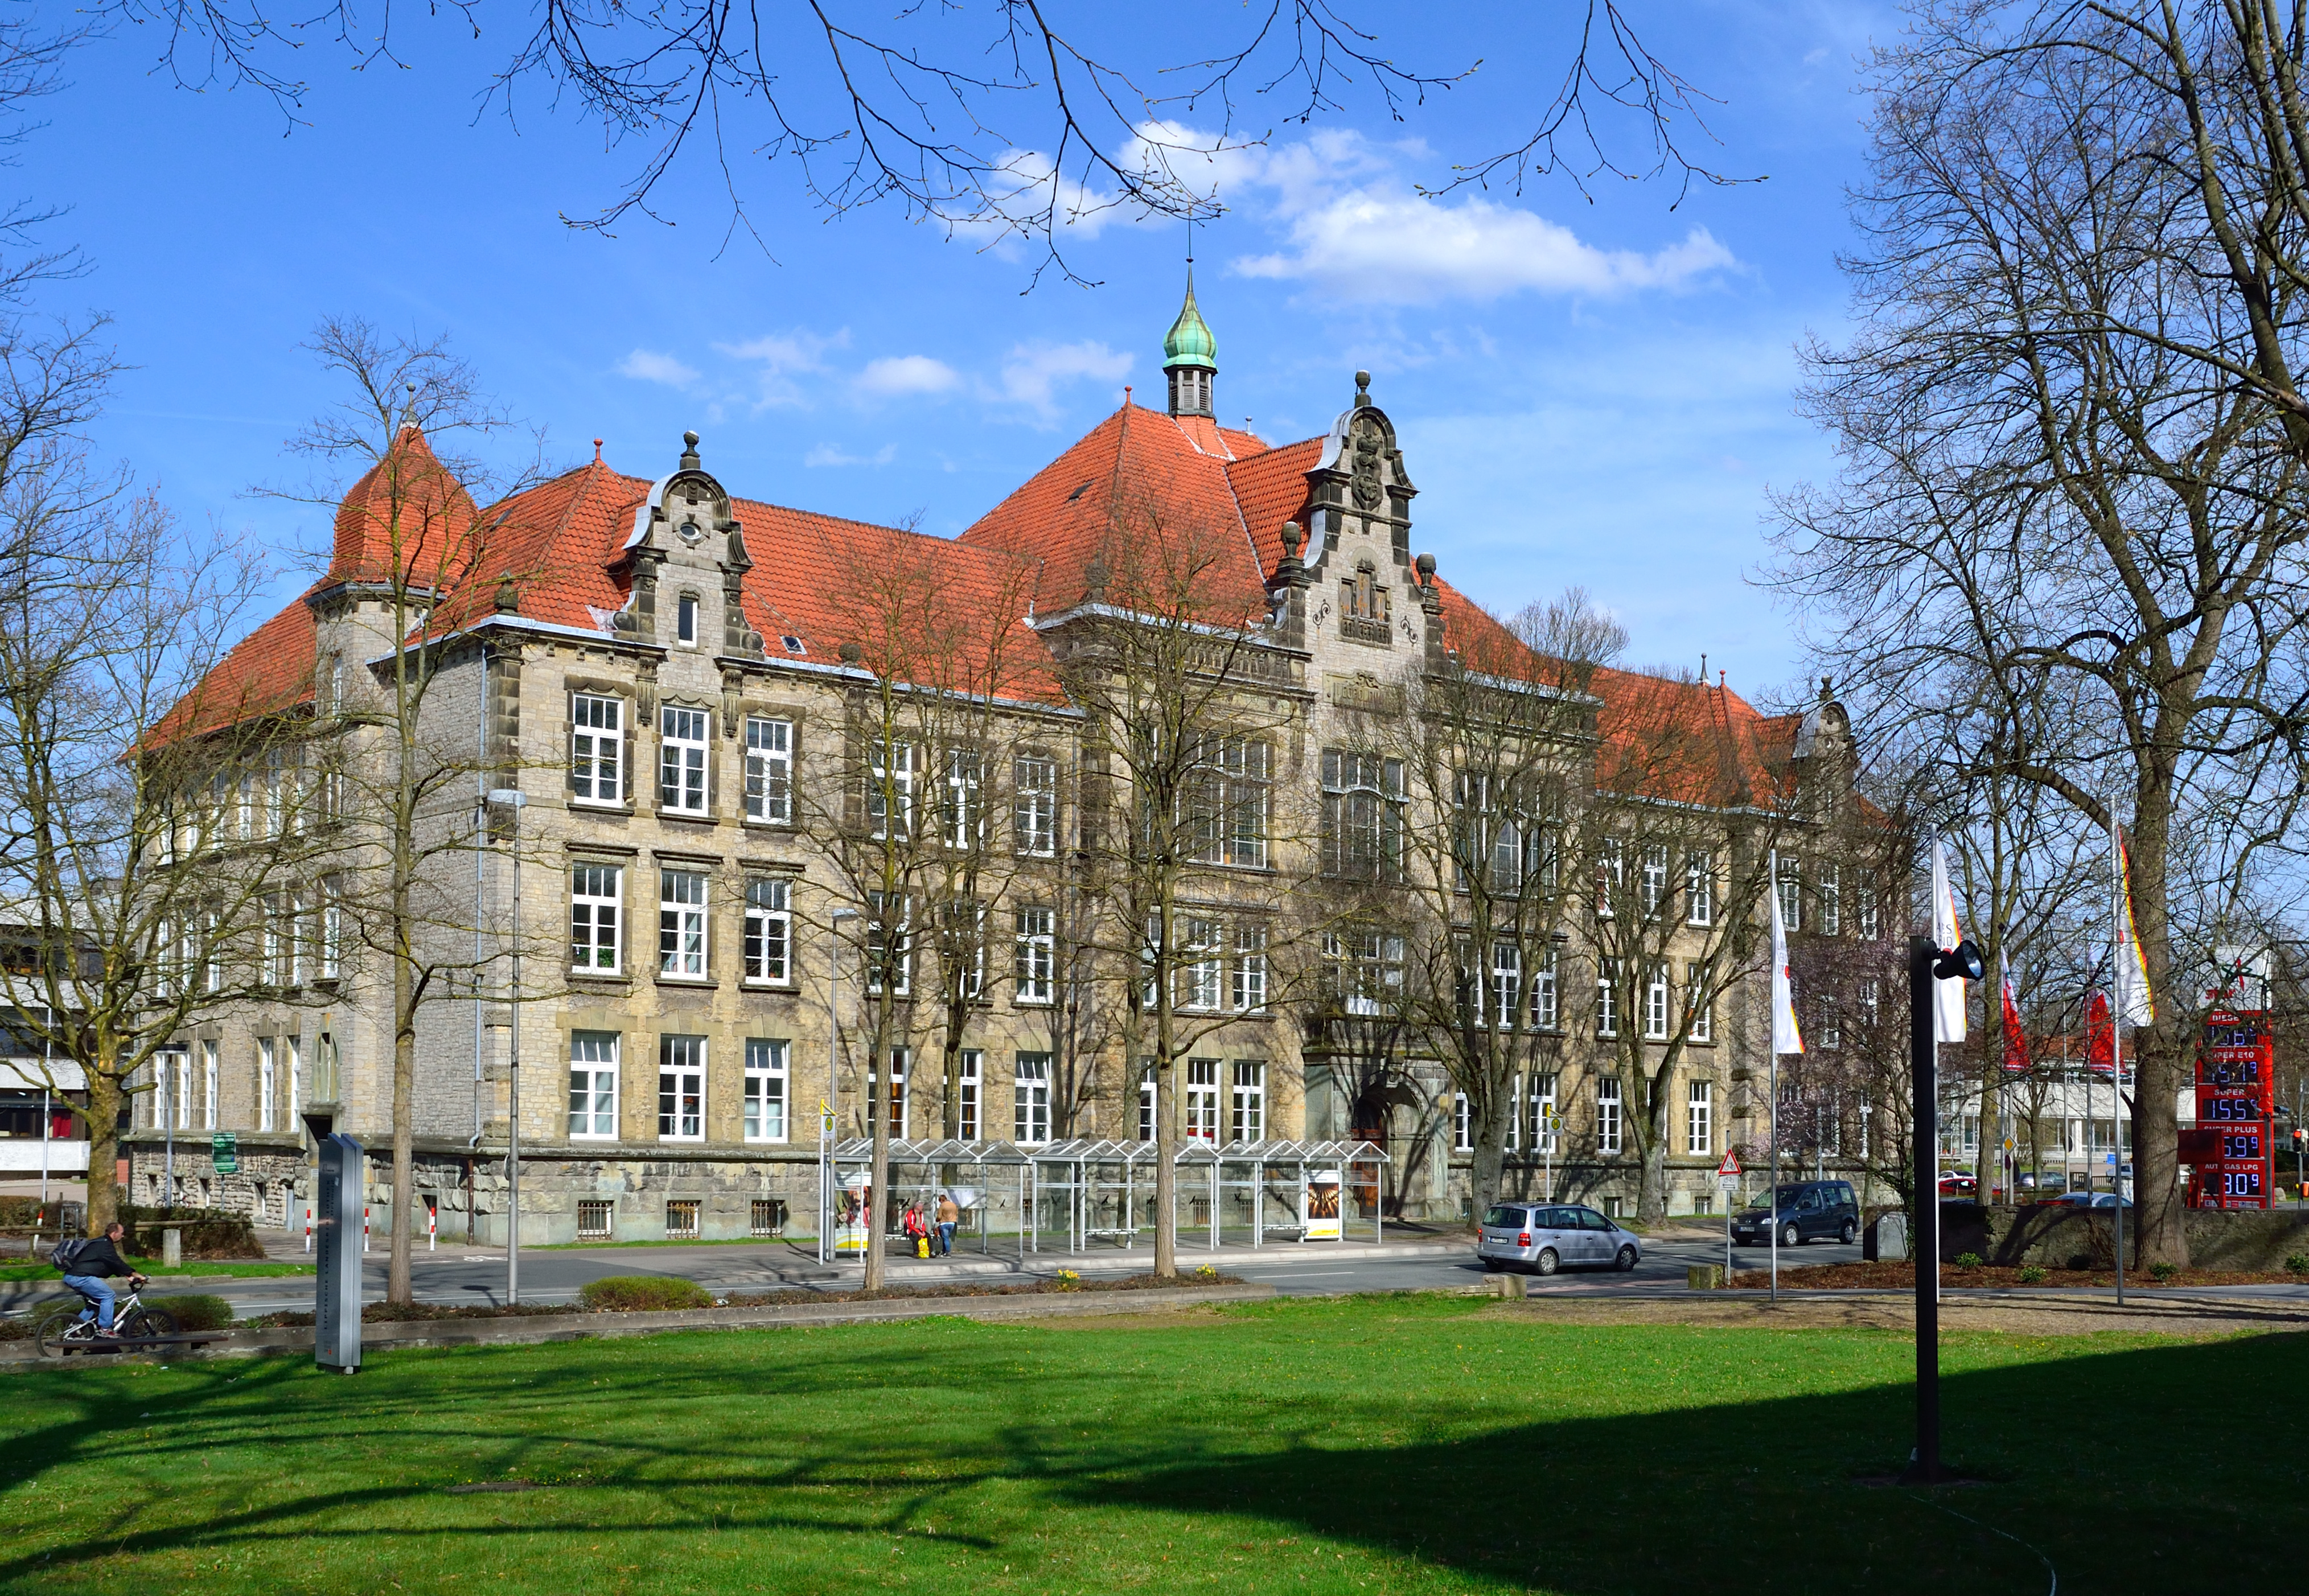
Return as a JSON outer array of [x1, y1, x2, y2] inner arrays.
[[0, 1281, 1279, 1364]]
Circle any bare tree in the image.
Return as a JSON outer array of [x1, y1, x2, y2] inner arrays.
[[799, 522, 1041, 1292], [1051, 491, 1304, 1280], [1348, 588, 1615, 1219], [0, 323, 317, 1232], [104, 1, 1745, 270], [1766, 14, 2309, 1265], [272, 319, 547, 1304]]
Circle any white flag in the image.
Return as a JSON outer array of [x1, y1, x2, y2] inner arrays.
[[1930, 837, 1967, 1044], [1769, 858, 1803, 1055], [2113, 828, 2155, 1026]]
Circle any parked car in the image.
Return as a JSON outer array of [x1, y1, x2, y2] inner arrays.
[[2045, 1191, 2131, 1210], [1731, 1180, 1861, 1248], [1474, 1203, 1642, 1276], [1937, 1173, 1978, 1196]]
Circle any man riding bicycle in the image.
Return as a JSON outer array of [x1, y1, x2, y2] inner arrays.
[[63, 1222, 146, 1339]]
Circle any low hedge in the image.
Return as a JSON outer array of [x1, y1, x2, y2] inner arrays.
[[151, 1294, 236, 1332], [579, 1276, 715, 1313], [121, 1207, 266, 1261]]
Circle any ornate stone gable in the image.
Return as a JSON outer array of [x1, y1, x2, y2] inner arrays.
[[618, 431, 765, 664]]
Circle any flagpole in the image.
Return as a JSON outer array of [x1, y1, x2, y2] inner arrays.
[[1769, 850, 1780, 1306], [2111, 797, 2125, 1307]]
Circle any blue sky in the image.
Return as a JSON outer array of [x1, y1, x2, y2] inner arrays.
[[36, 0, 1890, 700]]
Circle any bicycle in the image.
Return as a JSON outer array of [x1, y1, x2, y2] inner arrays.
[[34, 1285, 178, 1358]]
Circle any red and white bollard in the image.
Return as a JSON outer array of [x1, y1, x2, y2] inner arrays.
[[303, 1204, 313, 1254], [363, 1205, 371, 1254], [426, 1199, 437, 1252]]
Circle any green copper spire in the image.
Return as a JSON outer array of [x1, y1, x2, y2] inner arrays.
[[1162, 267, 1217, 371]]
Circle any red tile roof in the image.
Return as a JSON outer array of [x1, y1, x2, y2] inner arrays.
[[323, 426, 480, 589], [166, 411, 1816, 813]]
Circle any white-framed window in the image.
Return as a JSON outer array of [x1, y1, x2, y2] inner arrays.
[[939, 897, 988, 1000], [257, 1037, 277, 1133], [1859, 872, 1882, 940], [957, 1050, 981, 1141], [1324, 927, 1406, 1015], [261, 894, 286, 986], [743, 717, 792, 824], [201, 1039, 218, 1130], [1777, 855, 1802, 932], [569, 1031, 619, 1140], [1596, 1076, 1622, 1154], [1180, 918, 1223, 1011], [1645, 964, 1671, 1040], [1686, 960, 1712, 1043], [571, 863, 622, 973], [1230, 1060, 1265, 1143], [1185, 1058, 1219, 1141], [658, 1034, 704, 1141], [1138, 1059, 1156, 1142], [1231, 924, 1268, 1013], [1821, 993, 1842, 1051], [286, 1035, 303, 1121], [570, 693, 624, 804], [289, 891, 311, 986], [1530, 945, 1560, 1031], [1685, 850, 1714, 925], [869, 1048, 908, 1137], [676, 592, 699, 647], [658, 869, 708, 978], [1640, 845, 1669, 918], [319, 876, 343, 980], [1686, 1080, 1712, 1156], [1014, 906, 1054, 1003], [943, 747, 983, 849], [743, 1038, 788, 1142], [201, 907, 220, 994], [1014, 754, 1057, 857], [1819, 862, 1841, 936], [1859, 977, 1880, 1031], [1596, 957, 1620, 1038], [743, 878, 791, 984], [865, 890, 911, 996], [1596, 836, 1624, 916], [659, 706, 709, 815], [1453, 1092, 1471, 1152], [868, 738, 915, 840], [1187, 735, 1271, 869], [1530, 1072, 1560, 1153], [1490, 942, 1521, 1029], [1321, 749, 1406, 881], [1013, 1052, 1052, 1144]]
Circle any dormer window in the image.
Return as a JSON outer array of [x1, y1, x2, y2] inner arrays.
[[677, 594, 699, 646], [780, 635, 807, 656]]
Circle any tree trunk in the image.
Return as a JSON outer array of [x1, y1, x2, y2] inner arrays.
[[84, 1060, 122, 1234], [1468, 1085, 1507, 1218], [1153, 1054, 1176, 1278], [387, 860, 416, 1305], [1636, 1058, 1675, 1225], [2128, 791, 2187, 1269], [863, 996, 891, 1294]]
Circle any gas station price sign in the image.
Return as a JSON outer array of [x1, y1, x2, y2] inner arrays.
[[2193, 1010, 2275, 1209]]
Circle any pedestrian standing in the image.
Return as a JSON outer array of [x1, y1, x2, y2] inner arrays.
[[936, 1190, 959, 1257]]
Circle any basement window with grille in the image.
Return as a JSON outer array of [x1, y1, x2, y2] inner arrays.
[[751, 1199, 786, 1237], [665, 1200, 700, 1239], [577, 1200, 613, 1239]]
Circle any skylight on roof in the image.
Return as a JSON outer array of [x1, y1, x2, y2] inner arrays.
[[1065, 480, 1093, 502], [781, 636, 807, 655]]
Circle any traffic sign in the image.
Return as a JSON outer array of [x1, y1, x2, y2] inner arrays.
[[1716, 1151, 1741, 1178], [211, 1132, 238, 1174], [2003, 1136, 2016, 1153], [1716, 1174, 1740, 1194]]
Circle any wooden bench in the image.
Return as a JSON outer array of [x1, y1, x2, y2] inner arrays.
[[1083, 1227, 1138, 1245]]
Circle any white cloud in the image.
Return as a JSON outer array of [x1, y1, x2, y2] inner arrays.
[[997, 340, 1133, 418], [617, 348, 700, 387], [804, 442, 899, 467], [854, 355, 962, 398], [715, 328, 851, 409], [1235, 190, 1734, 304]]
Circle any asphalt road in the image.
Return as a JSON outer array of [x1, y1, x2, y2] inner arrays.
[[46, 1225, 1868, 1317]]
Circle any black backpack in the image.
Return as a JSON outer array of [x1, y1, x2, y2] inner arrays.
[[48, 1236, 91, 1273]]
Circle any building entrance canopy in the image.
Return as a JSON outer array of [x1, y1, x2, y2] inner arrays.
[[819, 1137, 1389, 1264]]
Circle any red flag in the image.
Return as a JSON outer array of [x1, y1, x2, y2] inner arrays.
[[2085, 990, 2115, 1075], [2000, 952, 2030, 1072]]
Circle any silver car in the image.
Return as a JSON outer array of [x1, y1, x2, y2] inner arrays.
[[1475, 1202, 1642, 1276]]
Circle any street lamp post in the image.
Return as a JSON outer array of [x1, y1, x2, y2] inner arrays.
[[1904, 932, 1982, 1487], [488, 788, 526, 1305], [823, 908, 859, 1265]]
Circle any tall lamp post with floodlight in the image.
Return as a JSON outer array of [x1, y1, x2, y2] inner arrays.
[[488, 788, 527, 1303], [1904, 931, 1982, 1486]]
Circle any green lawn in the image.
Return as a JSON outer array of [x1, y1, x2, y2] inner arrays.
[[0, 1294, 2299, 1594], [0, 1258, 313, 1281]]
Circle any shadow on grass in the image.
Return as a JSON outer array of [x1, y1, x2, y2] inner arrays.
[[4, 1313, 2305, 1593]]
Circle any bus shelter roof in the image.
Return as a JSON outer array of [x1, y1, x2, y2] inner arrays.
[[829, 1138, 1388, 1167]]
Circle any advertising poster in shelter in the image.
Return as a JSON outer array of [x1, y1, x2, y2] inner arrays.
[[1303, 1170, 1343, 1241], [835, 1173, 872, 1257]]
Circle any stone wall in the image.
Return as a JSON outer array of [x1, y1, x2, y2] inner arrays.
[[1951, 1203, 2309, 1269]]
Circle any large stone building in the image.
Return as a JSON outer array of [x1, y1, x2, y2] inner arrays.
[[121, 286, 1885, 1244]]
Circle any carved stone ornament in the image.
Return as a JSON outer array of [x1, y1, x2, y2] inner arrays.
[[1350, 417, 1385, 510]]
